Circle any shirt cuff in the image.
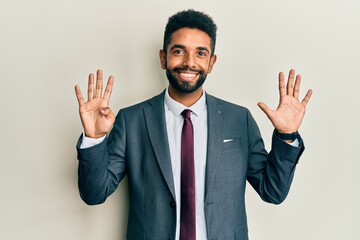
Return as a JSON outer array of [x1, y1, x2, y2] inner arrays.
[[79, 133, 106, 149], [287, 138, 299, 148]]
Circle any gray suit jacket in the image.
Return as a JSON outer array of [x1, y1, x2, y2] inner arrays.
[[77, 91, 304, 240]]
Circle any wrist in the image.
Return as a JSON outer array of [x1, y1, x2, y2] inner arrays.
[[274, 129, 300, 141], [84, 131, 106, 139]]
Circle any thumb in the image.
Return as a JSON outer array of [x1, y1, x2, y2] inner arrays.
[[257, 102, 272, 118], [101, 107, 115, 121], [101, 107, 112, 116]]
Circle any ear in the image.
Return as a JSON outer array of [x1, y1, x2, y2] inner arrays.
[[159, 50, 166, 69], [207, 54, 217, 73]]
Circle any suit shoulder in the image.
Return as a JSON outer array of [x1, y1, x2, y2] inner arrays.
[[207, 93, 250, 114], [117, 91, 164, 116]]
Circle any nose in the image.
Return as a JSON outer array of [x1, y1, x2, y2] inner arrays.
[[182, 53, 196, 69]]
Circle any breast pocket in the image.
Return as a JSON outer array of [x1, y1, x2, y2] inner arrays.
[[221, 137, 248, 177], [222, 137, 243, 150]]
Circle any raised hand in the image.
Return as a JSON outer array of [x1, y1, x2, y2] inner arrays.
[[257, 69, 313, 133], [75, 69, 115, 138]]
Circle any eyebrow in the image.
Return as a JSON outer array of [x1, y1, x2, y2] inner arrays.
[[170, 44, 210, 54]]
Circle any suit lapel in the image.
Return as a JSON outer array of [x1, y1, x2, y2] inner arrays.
[[144, 91, 176, 200], [204, 94, 224, 201], [142, 92, 224, 201]]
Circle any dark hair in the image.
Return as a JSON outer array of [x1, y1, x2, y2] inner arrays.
[[163, 9, 217, 56]]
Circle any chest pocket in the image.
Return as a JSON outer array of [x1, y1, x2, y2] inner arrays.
[[222, 137, 243, 150]]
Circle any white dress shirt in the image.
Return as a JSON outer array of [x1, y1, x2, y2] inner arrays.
[[164, 89, 208, 240]]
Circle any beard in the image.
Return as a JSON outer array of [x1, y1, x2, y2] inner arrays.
[[166, 67, 207, 94]]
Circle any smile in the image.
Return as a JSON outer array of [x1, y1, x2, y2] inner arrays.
[[180, 72, 197, 77], [177, 71, 199, 81]]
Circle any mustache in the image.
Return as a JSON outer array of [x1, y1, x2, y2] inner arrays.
[[172, 67, 204, 75]]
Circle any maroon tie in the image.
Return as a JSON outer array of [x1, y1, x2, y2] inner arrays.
[[180, 109, 196, 240]]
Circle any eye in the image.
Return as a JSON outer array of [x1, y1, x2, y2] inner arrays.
[[198, 51, 207, 57], [173, 49, 184, 55]]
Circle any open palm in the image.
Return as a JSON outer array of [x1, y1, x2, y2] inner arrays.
[[258, 69, 312, 133], [75, 69, 115, 138]]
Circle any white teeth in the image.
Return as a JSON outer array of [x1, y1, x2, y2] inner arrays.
[[179, 72, 196, 78]]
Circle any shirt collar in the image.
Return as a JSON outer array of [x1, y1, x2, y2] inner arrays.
[[164, 88, 207, 117]]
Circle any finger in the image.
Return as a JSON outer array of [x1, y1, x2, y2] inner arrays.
[[95, 69, 103, 98], [294, 74, 301, 99], [286, 69, 295, 96], [88, 73, 94, 101], [257, 102, 273, 118], [301, 89, 313, 107], [103, 75, 114, 102], [75, 85, 85, 106], [278, 72, 286, 98]]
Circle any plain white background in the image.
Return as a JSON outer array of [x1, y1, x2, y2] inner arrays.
[[1, 0, 359, 239]]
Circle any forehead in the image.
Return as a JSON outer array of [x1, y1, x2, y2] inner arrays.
[[168, 28, 212, 50]]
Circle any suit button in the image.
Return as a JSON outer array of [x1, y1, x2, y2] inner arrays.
[[170, 201, 176, 208]]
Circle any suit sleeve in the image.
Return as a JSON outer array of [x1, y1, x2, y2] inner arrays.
[[245, 109, 304, 204], [76, 111, 127, 205]]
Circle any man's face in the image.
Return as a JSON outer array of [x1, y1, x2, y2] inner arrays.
[[160, 28, 217, 94]]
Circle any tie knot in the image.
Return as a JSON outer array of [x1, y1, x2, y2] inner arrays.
[[181, 109, 192, 119]]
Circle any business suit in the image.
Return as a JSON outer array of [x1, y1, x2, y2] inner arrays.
[[77, 90, 304, 240]]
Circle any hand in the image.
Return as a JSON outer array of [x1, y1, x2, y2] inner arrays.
[[257, 69, 313, 133], [75, 69, 115, 138]]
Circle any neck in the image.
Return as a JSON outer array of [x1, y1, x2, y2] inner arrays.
[[168, 86, 203, 107]]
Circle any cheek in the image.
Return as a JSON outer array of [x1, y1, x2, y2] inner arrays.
[[200, 62, 213, 73], [206, 60, 216, 73], [165, 57, 178, 69]]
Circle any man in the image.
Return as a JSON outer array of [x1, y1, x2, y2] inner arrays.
[[74, 10, 312, 240]]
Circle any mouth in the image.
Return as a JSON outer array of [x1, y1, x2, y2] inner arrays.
[[166, 67, 207, 93], [173, 68, 201, 82], [178, 71, 198, 81]]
